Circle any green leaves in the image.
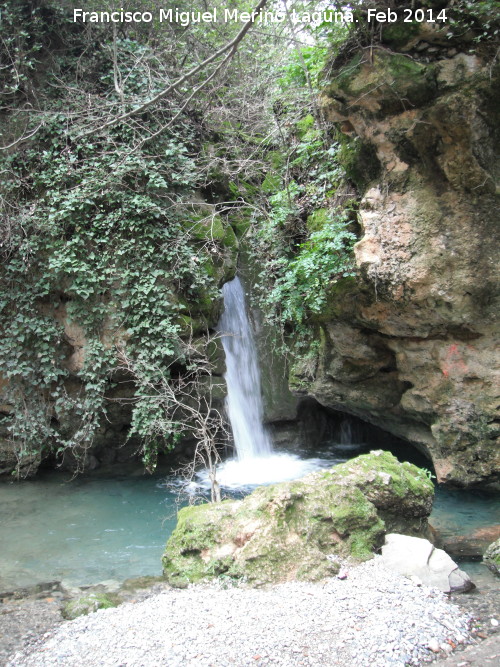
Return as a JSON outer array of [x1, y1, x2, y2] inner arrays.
[[0, 89, 221, 471], [251, 85, 359, 356], [262, 213, 356, 326], [448, 0, 500, 42]]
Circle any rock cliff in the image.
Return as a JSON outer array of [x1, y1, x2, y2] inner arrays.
[[304, 27, 499, 488]]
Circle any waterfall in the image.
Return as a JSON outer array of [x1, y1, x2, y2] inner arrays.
[[218, 276, 273, 460], [198, 275, 328, 490], [339, 419, 353, 446]]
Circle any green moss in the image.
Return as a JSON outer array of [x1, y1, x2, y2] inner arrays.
[[188, 214, 238, 250], [295, 113, 315, 138], [329, 486, 380, 533], [176, 313, 210, 336], [382, 22, 422, 50], [307, 208, 329, 232], [62, 593, 118, 620], [228, 209, 252, 240], [311, 276, 359, 322], [327, 51, 436, 116], [288, 336, 320, 391], [386, 53, 425, 79], [336, 136, 381, 191], [262, 170, 281, 193], [268, 150, 285, 170], [333, 53, 363, 94], [325, 451, 434, 536], [484, 538, 500, 576], [162, 503, 233, 587], [348, 531, 379, 561]]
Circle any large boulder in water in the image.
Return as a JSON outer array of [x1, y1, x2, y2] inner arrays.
[[162, 450, 434, 587]]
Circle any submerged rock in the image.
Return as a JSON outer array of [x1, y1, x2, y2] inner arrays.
[[440, 524, 500, 559], [381, 533, 474, 593], [162, 450, 434, 587], [483, 538, 500, 577]]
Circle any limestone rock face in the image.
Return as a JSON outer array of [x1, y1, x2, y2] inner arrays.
[[381, 533, 473, 593], [162, 451, 434, 587], [310, 36, 500, 488]]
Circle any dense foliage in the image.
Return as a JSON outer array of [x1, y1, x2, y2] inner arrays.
[[0, 0, 240, 471]]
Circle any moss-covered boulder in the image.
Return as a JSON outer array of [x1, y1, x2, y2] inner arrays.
[[483, 538, 500, 577], [162, 451, 434, 587]]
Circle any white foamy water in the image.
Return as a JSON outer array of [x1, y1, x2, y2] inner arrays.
[[212, 277, 339, 490], [195, 453, 339, 491]]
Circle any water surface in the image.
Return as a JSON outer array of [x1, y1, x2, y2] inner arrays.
[[0, 466, 181, 591], [1, 453, 498, 592]]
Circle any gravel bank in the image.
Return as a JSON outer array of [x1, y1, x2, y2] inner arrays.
[[7, 558, 473, 667], [0, 597, 62, 666]]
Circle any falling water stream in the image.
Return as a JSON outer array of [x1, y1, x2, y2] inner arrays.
[[211, 277, 340, 489], [217, 276, 273, 460]]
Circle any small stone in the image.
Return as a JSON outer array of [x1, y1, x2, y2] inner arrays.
[[491, 618, 499, 627], [428, 638, 440, 653], [378, 472, 392, 485]]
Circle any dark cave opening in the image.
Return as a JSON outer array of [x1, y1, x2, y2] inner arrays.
[[269, 397, 434, 472]]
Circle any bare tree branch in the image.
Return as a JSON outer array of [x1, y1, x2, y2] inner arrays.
[[0, 122, 43, 151], [116, 329, 229, 503], [79, 0, 269, 137]]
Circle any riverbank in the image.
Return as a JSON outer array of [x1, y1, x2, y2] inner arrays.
[[4, 557, 498, 667]]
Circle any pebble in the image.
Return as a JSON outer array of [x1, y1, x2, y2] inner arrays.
[[7, 557, 473, 667], [429, 639, 441, 653]]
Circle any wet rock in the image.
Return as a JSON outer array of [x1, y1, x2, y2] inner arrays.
[[0, 437, 40, 478], [381, 534, 474, 593], [483, 538, 500, 576], [441, 525, 500, 559], [162, 451, 434, 587], [61, 593, 118, 620]]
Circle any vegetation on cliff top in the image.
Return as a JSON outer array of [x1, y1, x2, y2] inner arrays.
[[0, 0, 357, 473]]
